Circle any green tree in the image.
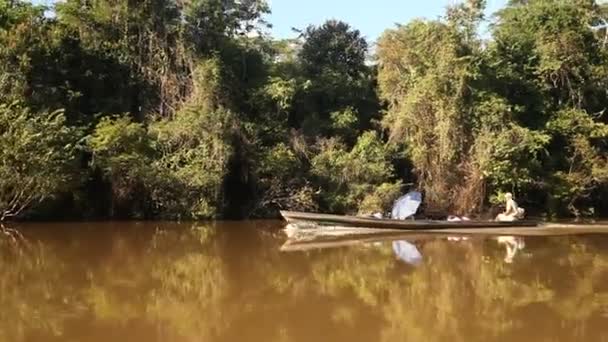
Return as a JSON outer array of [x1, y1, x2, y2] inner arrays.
[[0, 0, 50, 104], [88, 115, 154, 217], [311, 131, 402, 214], [377, 20, 476, 213], [0, 103, 81, 220], [56, 0, 269, 118], [150, 59, 236, 219], [490, 0, 608, 216], [377, 15, 550, 215], [294, 20, 379, 143]]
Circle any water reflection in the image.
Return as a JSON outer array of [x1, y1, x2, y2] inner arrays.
[[391, 240, 423, 266], [496, 236, 526, 263], [1, 222, 608, 342]]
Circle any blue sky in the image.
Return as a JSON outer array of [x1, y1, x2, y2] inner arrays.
[[268, 0, 508, 41]]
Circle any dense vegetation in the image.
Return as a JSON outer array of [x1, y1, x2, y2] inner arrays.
[[0, 0, 607, 220]]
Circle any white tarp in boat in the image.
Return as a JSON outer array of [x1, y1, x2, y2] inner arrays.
[[391, 191, 422, 220]]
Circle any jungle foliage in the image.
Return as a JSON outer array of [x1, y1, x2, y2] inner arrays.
[[1, 0, 607, 220]]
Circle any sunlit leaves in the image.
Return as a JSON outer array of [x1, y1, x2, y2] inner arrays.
[[311, 132, 400, 214], [0, 103, 81, 220]]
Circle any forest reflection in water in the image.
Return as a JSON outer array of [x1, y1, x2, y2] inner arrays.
[[1, 221, 608, 342]]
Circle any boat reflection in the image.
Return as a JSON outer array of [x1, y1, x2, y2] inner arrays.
[[281, 228, 529, 267], [280, 227, 433, 252]]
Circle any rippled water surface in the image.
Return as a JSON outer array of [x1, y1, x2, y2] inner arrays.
[[2, 221, 608, 342]]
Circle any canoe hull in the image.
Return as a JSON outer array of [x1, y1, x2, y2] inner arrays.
[[280, 211, 539, 230]]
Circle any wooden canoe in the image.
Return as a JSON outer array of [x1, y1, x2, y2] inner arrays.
[[280, 210, 539, 230]]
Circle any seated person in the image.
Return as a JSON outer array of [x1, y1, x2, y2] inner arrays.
[[495, 192, 525, 222]]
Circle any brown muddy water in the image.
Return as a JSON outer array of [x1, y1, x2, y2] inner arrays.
[[2, 220, 608, 342]]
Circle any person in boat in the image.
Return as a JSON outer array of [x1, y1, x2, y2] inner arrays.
[[495, 192, 525, 222]]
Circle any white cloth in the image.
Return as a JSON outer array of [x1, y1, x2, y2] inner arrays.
[[447, 215, 471, 222]]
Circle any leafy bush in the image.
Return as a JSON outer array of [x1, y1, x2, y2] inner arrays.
[[88, 115, 154, 217], [253, 142, 317, 216], [311, 131, 400, 214], [149, 60, 235, 219], [546, 109, 608, 216], [0, 103, 80, 220]]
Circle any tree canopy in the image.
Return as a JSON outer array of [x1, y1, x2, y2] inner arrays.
[[0, 0, 607, 220]]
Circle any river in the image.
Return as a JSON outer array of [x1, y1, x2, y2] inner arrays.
[[1, 221, 608, 342]]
